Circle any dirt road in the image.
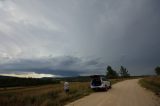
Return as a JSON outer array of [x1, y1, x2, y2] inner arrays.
[[66, 79, 160, 106]]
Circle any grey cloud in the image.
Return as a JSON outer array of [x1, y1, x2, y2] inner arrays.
[[0, 56, 105, 76], [0, 0, 160, 76]]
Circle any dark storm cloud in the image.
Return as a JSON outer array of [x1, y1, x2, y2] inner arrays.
[[0, 56, 105, 76], [0, 0, 160, 76]]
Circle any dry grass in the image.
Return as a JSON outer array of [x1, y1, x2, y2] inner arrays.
[[139, 76, 160, 95], [0, 78, 127, 106], [0, 82, 92, 106]]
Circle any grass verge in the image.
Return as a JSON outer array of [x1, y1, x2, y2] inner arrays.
[[139, 76, 160, 96]]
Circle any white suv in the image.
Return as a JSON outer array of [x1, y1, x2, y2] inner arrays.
[[90, 75, 111, 91]]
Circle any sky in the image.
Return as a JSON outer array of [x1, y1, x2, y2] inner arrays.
[[0, 0, 160, 78]]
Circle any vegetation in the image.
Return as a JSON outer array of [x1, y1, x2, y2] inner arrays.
[[59, 76, 91, 82], [106, 66, 119, 78], [0, 82, 92, 106], [139, 76, 160, 95], [0, 76, 60, 87], [139, 67, 160, 96], [0, 77, 126, 106], [119, 66, 130, 78], [155, 66, 160, 75]]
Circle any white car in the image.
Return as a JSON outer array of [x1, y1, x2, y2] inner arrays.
[[90, 75, 111, 91]]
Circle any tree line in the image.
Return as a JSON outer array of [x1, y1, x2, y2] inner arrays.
[[106, 65, 130, 79], [106, 65, 160, 79], [155, 66, 160, 75]]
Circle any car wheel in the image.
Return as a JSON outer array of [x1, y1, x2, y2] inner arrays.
[[104, 86, 108, 91]]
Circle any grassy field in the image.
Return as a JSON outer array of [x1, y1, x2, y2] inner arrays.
[[139, 76, 160, 96], [0, 79, 127, 106], [0, 82, 92, 106]]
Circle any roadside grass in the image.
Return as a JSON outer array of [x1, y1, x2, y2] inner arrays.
[[0, 79, 126, 106], [139, 76, 160, 96], [0, 82, 92, 106]]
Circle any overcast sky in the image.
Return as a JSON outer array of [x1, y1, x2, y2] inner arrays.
[[0, 0, 160, 77]]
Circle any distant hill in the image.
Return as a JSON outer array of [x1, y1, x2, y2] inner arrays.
[[56, 75, 107, 82], [0, 75, 16, 79], [0, 75, 108, 88], [0, 75, 60, 88]]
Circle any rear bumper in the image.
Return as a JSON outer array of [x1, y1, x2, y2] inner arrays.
[[90, 85, 106, 89]]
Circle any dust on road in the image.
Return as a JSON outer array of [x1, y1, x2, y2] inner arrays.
[[66, 79, 160, 106]]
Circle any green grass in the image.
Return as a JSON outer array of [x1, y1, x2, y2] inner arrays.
[[139, 76, 160, 95]]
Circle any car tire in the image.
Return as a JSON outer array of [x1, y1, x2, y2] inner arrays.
[[104, 86, 108, 91]]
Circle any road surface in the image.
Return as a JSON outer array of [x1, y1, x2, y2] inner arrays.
[[66, 79, 160, 106]]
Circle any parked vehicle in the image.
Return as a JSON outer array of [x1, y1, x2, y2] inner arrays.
[[90, 75, 111, 91]]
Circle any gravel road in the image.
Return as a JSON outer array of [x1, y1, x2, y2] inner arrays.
[[66, 79, 160, 106]]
